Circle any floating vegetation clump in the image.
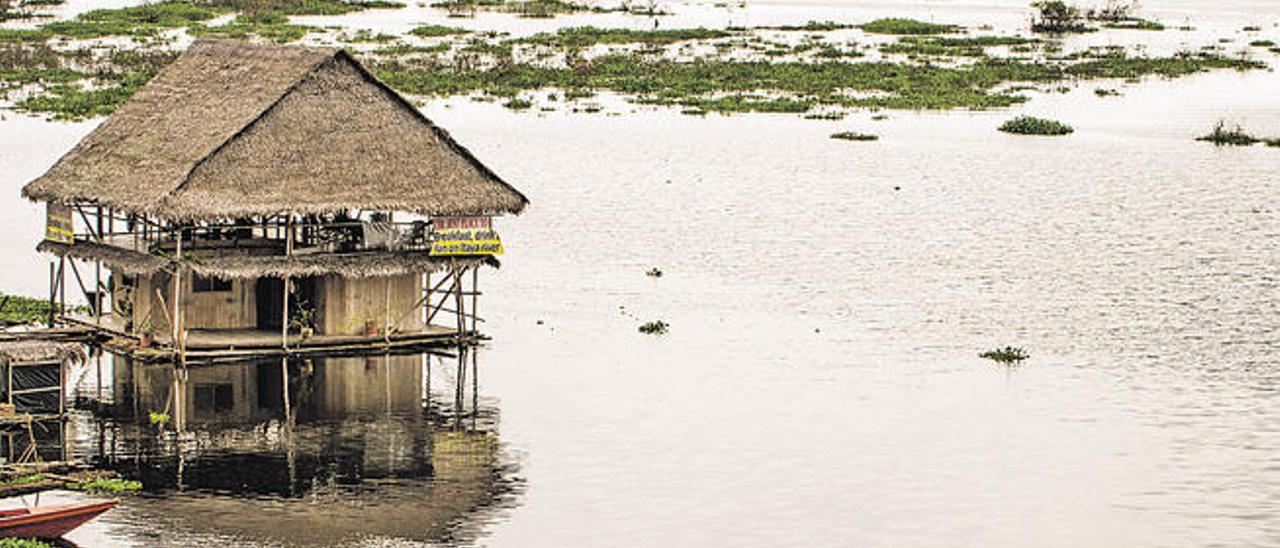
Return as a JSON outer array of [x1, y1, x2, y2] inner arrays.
[[1194, 120, 1280, 148], [43, 1, 221, 38], [882, 35, 1038, 57], [189, 11, 311, 43], [830, 131, 878, 141], [761, 21, 856, 32], [860, 18, 961, 35], [1102, 18, 1164, 31], [1196, 120, 1260, 146], [502, 97, 532, 109], [73, 477, 143, 494], [980, 346, 1030, 364], [646, 267, 663, 277], [1, 474, 44, 486], [638, 320, 669, 335], [519, 26, 731, 47], [409, 24, 469, 37], [999, 116, 1074, 135]]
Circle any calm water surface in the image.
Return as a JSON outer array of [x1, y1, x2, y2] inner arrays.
[[1, 1, 1278, 546]]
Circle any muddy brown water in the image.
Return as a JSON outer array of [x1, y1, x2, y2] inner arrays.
[[1, 0, 1279, 546]]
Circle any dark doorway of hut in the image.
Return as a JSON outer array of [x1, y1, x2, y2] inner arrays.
[[256, 278, 284, 331]]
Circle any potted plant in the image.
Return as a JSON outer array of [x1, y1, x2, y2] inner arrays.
[[290, 304, 317, 339], [137, 317, 165, 348]]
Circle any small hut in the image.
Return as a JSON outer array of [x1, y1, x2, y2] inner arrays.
[[21, 40, 527, 360], [0, 341, 81, 417]]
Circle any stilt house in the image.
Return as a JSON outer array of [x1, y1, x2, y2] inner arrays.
[[21, 39, 527, 359]]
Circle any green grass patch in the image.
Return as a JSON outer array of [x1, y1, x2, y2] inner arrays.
[[760, 21, 856, 32], [518, 26, 731, 47], [1102, 18, 1165, 31], [882, 35, 1038, 57], [1, 474, 45, 485], [1249, 40, 1276, 47], [830, 131, 877, 141], [17, 69, 157, 120], [860, 18, 961, 35], [44, 1, 221, 38], [999, 115, 1074, 135], [73, 477, 143, 493], [408, 24, 469, 37], [188, 11, 311, 43], [1065, 51, 1263, 79]]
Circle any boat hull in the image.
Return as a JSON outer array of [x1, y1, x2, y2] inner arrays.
[[0, 501, 117, 539]]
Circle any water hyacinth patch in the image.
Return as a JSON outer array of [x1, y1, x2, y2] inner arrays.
[[860, 18, 961, 35], [998, 116, 1074, 135], [980, 346, 1030, 364], [830, 131, 878, 141]]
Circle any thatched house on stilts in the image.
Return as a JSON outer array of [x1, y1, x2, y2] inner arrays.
[[20, 39, 527, 362]]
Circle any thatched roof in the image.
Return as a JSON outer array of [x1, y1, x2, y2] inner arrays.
[[0, 341, 85, 365], [22, 39, 528, 221], [38, 240, 497, 279]]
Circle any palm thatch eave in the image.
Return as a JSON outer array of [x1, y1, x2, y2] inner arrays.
[[19, 40, 529, 223]]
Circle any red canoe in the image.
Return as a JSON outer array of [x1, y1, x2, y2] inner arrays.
[[0, 501, 117, 539]]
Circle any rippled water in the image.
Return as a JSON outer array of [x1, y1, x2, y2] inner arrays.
[[1, 0, 1279, 546]]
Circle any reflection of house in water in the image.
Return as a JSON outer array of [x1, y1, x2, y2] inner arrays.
[[74, 350, 518, 545], [21, 39, 528, 361]]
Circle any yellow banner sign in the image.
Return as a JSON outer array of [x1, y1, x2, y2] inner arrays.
[[430, 217, 503, 256], [45, 203, 73, 245]]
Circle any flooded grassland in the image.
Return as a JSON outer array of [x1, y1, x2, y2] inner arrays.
[[2, 0, 1280, 547]]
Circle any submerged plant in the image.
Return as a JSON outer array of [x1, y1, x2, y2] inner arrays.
[[980, 346, 1030, 364], [998, 115, 1074, 135], [638, 320, 669, 334]]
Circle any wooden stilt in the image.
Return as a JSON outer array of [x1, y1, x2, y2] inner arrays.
[[58, 256, 66, 321], [172, 232, 183, 348], [47, 262, 55, 328], [453, 266, 466, 337], [471, 268, 479, 334]]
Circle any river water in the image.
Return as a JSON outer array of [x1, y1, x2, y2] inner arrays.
[[1, 1, 1278, 547]]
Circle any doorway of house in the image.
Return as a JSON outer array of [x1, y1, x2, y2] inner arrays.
[[256, 277, 318, 332]]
